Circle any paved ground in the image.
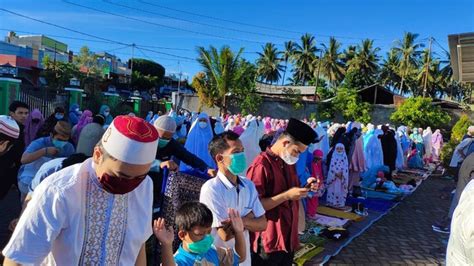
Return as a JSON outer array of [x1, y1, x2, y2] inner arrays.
[[326, 176, 453, 265], [0, 176, 454, 265]]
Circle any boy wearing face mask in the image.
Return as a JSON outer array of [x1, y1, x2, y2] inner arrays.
[[200, 131, 267, 266], [154, 202, 246, 266], [17, 121, 75, 200], [247, 118, 320, 266]]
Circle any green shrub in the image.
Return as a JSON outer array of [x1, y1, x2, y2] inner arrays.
[[440, 140, 457, 169], [450, 114, 471, 143], [332, 88, 372, 124], [390, 97, 451, 128]]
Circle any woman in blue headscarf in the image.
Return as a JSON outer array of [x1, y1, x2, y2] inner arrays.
[[68, 104, 81, 126], [99, 105, 113, 128], [145, 111, 154, 123], [363, 123, 375, 149], [179, 112, 215, 171]]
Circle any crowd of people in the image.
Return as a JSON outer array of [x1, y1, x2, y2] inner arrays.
[[0, 100, 473, 265]]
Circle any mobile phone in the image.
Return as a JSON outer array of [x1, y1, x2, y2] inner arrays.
[[305, 180, 316, 189]]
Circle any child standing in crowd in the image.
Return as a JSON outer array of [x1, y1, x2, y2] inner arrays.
[[326, 143, 350, 211], [154, 202, 246, 266], [307, 149, 325, 218]]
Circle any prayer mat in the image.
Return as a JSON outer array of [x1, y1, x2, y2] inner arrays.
[[309, 214, 350, 227], [317, 206, 364, 222], [346, 197, 396, 213], [294, 245, 325, 266]]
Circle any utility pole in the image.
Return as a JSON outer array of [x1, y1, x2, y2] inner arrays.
[[314, 49, 323, 101], [130, 43, 135, 89], [423, 37, 432, 97]]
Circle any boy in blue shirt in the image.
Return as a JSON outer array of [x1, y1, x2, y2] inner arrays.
[[154, 202, 246, 266]]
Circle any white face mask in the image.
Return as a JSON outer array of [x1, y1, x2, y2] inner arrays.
[[104, 111, 110, 117], [199, 122, 207, 129], [280, 147, 299, 165]]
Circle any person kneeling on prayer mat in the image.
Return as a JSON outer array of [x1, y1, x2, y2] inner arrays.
[[247, 118, 321, 266], [2, 115, 159, 265]]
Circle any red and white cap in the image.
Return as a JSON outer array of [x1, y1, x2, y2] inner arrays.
[[0, 115, 20, 139], [101, 115, 159, 165]]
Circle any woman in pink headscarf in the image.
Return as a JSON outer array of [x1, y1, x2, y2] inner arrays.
[[264, 117, 272, 134], [431, 129, 444, 162], [24, 109, 44, 146], [72, 110, 93, 145], [307, 149, 325, 218]]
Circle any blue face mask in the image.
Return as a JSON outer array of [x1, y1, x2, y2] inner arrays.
[[187, 234, 214, 255], [52, 139, 68, 150], [225, 152, 247, 175], [55, 113, 64, 120]]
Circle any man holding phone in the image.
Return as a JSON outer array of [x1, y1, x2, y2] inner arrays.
[[247, 118, 320, 266]]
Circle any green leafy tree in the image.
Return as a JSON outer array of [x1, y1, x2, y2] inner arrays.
[[346, 39, 380, 87], [440, 114, 472, 168], [379, 49, 401, 89], [319, 37, 345, 88], [393, 32, 423, 94], [74, 46, 102, 76], [390, 97, 451, 128], [231, 60, 262, 114], [332, 88, 372, 123], [291, 33, 317, 85], [194, 46, 260, 114], [281, 41, 295, 85], [256, 43, 284, 84], [42, 55, 81, 91], [450, 114, 471, 143], [130, 58, 165, 90]]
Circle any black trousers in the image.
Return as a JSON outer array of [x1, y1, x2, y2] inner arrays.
[[251, 237, 294, 266]]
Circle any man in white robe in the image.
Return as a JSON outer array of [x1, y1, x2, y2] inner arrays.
[[3, 115, 159, 266]]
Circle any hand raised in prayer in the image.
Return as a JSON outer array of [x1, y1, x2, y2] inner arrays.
[[153, 218, 174, 247], [47, 147, 60, 156], [8, 218, 19, 232], [228, 208, 244, 234], [0, 140, 10, 154], [285, 187, 309, 200], [160, 160, 178, 171], [207, 169, 217, 177]]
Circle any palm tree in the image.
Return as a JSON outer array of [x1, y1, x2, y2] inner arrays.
[[347, 39, 380, 83], [417, 49, 437, 96], [291, 33, 318, 85], [342, 45, 357, 66], [379, 49, 401, 90], [196, 45, 244, 113], [393, 32, 424, 94], [319, 37, 345, 87], [256, 43, 284, 84], [281, 41, 295, 85]]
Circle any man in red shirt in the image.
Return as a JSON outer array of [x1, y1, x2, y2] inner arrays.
[[247, 118, 319, 265]]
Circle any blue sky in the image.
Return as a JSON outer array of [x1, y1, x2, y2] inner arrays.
[[1, 0, 473, 79]]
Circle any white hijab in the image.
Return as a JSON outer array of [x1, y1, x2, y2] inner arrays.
[[239, 118, 265, 173]]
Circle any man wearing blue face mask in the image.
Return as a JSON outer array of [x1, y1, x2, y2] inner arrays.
[[200, 131, 267, 266], [17, 121, 75, 200]]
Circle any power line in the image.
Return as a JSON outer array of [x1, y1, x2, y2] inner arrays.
[[62, 0, 272, 45], [138, 0, 396, 42], [0, 8, 201, 62], [103, 0, 292, 41], [0, 28, 195, 51], [138, 0, 303, 35]]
